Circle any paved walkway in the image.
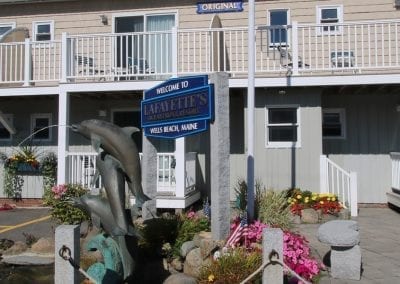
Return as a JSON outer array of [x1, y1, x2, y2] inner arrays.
[[295, 207, 400, 284], [0, 207, 55, 242], [1, 207, 399, 283]]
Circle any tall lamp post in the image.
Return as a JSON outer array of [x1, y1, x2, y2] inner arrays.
[[247, 0, 255, 221]]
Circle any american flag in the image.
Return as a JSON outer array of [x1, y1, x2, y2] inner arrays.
[[225, 213, 248, 248], [203, 198, 211, 220]]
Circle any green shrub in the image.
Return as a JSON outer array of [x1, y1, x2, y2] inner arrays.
[[233, 178, 264, 220], [43, 184, 90, 224], [138, 215, 179, 256], [258, 189, 292, 230], [198, 247, 262, 284], [172, 211, 210, 256]]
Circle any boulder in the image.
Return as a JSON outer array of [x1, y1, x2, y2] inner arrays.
[[4, 241, 28, 255], [183, 248, 202, 278], [31, 237, 54, 254], [301, 208, 320, 223], [163, 273, 197, 284], [180, 241, 196, 258], [171, 257, 183, 272]]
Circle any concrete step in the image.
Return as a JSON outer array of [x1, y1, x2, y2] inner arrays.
[[387, 190, 400, 208]]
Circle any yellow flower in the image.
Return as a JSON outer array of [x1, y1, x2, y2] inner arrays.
[[296, 194, 302, 199], [327, 197, 331, 201], [305, 199, 309, 204], [312, 196, 317, 201], [331, 197, 336, 201], [320, 201, 324, 204], [208, 274, 215, 282]]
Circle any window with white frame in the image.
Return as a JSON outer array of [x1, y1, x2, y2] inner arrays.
[[268, 9, 289, 46], [0, 22, 15, 40], [33, 21, 54, 41], [317, 5, 343, 34], [0, 114, 13, 141], [266, 106, 300, 148], [322, 109, 346, 139], [31, 113, 52, 141]]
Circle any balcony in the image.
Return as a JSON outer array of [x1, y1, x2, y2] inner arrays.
[[1, 19, 400, 86]]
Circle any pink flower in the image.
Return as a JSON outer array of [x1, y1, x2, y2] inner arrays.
[[187, 211, 196, 219], [51, 184, 67, 199]]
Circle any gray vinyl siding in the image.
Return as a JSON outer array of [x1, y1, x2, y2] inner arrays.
[[230, 87, 323, 195], [323, 91, 400, 203]]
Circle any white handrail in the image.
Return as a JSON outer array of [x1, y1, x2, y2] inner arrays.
[[320, 155, 358, 216]]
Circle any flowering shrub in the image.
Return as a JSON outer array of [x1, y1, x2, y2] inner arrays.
[[287, 189, 342, 216], [227, 219, 322, 282], [172, 209, 210, 256], [43, 184, 89, 224]]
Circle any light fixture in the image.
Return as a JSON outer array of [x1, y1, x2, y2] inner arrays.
[[98, 109, 107, 117], [100, 14, 108, 25]]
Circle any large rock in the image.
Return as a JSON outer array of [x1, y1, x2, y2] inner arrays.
[[31, 237, 54, 254], [4, 241, 28, 255], [180, 241, 196, 258], [163, 273, 197, 284], [193, 231, 222, 259], [301, 208, 320, 223], [183, 248, 203, 278]]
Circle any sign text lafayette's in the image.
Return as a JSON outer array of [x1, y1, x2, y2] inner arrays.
[[196, 1, 243, 14], [142, 75, 213, 139], [142, 86, 212, 127]]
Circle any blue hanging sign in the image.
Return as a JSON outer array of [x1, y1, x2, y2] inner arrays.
[[142, 75, 214, 139], [141, 85, 213, 127], [144, 75, 208, 100], [196, 1, 243, 14], [144, 120, 208, 139]]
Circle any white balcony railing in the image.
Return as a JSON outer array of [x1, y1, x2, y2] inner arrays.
[[320, 155, 358, 217], [391, 152, 400, 191], [2, 20, 400, 84], [66, 152, 196, 196]]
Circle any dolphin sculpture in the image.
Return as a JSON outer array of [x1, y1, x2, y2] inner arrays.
[[71, 194, 138, 238], [72, 119, 150, 207], [95, 152, 130, 235]]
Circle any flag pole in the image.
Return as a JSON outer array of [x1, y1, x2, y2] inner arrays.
[[247, 0, 255, 222]]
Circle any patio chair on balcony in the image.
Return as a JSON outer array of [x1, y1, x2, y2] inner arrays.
[[331, 51, 355, 68], [277, 46, 309, 69], [75, 55, 105, 80]]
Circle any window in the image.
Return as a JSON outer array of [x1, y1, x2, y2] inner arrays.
[[322, 109, 346, 139], [0, 22, 15, 40], [268, 9, 289, 46], [114, 13, 176, 73], [0, 114, 13, 141], [31, 113, 52, 141], [266, 106, 300, 148], [33, 21, 54, 41], [317, 5, 343, 34]]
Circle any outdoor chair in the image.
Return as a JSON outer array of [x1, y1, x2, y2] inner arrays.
[[277, 46, 309, 69]]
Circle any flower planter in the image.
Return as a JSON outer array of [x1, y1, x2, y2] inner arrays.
[[16, 163, 40, 175]]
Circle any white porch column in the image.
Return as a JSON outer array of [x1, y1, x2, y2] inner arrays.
[[61, 32, 68, 83], [291, 21, 299, 75], [350, 172, 358, 217], [23, 38, 31, 87], [57, 90, 70, 185], [174, 137, 186, 199]]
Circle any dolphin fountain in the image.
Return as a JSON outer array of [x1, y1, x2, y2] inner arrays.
[[70, 119, 150, 282]]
